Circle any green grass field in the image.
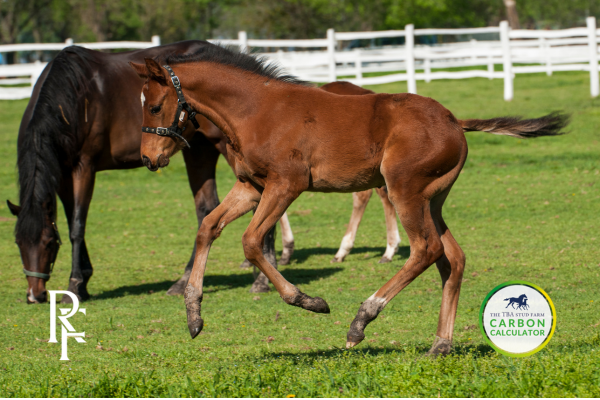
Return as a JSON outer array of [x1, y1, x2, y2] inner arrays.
[[1, 71, 599, 397]]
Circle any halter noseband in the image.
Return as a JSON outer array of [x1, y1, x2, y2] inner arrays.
[[141, 64, 200, 149], [22, 221, 62, 281]]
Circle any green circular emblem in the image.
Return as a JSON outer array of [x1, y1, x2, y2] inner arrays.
[[479, 281, 556, 357]]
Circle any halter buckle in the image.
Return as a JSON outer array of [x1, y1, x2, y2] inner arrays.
[[171, 76, 181, 87], [156, 127, 170, 136]]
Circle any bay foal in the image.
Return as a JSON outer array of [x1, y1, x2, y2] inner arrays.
[[131, 46, 567, 354]]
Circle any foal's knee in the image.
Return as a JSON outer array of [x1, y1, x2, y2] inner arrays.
[[427, 237, 445, 265], [242, 232, 263, 264], [195, 215, 221, 247]]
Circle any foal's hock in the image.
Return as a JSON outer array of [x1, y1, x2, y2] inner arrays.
[[131, 45, 568, 355]]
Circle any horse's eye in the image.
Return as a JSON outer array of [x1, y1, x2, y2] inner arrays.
[[150, 105, 162, 115]]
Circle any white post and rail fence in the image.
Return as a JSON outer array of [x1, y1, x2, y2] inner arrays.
[[2, 18, 600, 101]]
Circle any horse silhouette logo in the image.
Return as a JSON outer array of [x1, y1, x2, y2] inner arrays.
[[504, 294, 529, 310]]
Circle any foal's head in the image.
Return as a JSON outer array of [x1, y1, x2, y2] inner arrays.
[[130, 58, 194, 171]]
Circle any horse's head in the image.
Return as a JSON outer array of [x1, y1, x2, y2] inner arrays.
[[7, 200, 61, 303], [130, 59, 196, 172], [520, 294, 528, 301]]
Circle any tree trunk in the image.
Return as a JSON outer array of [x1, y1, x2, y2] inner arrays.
[[503, 0, 520, 29]]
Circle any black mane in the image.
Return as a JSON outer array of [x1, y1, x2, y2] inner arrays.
[[166, 44, 311, 86], [16, 46, 94, 244]]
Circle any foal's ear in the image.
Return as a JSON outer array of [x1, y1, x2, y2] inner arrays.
[[129, 62, 149, 80], [6, 200, 21, 216], [143, 58, 168, 85]]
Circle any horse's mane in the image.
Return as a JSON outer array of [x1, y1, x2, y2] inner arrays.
[[16, 46, 94, 244], [166, 44, 311, 87]]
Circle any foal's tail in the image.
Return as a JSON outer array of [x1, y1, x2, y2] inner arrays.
[[459, 111, 570, 138]]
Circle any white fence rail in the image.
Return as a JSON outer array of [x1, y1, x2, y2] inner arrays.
[[0, 36, 160, 100], [2, 18, 600, 101]]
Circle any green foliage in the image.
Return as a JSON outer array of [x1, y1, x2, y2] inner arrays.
[[4, 0, 600, 46], [0, 71, 600, 396]]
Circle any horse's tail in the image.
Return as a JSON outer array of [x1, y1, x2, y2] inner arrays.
[[16, 46, 95, 244], [458, 111, 570, 138]]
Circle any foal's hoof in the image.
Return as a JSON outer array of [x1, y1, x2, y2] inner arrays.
[[426, 336, 452, 357], [239, 259, 253, 269], [250, 281, 270, 293], [286, 292, 330, 314], [184, 285, 204, 339], [346, 330, 365, 349], [378, 256, 392, 264], [330, 257, 343, 263], [187, 315, 204, 339]]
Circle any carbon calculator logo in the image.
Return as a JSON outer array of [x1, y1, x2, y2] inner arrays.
[[479, 281, 556, 357]]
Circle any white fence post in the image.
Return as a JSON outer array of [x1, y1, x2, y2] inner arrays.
[[587, 17, 599, 98], [327, 28, 336, 82], [238, 31, 248, 53], [424, 58, 431, 83], [487, 55, 494, 79], [500, 21, 513, 101], [405, 24, 416, 94], [355, 49, 363, 84], [65, 38, 73, 46], [540, 37, 552, 76], [151, 35, 161, 46]]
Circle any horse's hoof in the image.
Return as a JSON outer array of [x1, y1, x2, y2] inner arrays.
[[250, 281, 270, 293], [167, 278, 188, 296], [239, 259, 253, 269], [346, 340, 361, 349], [330, 257, 343, 263], [378, 257, 392, 264], [426, 336, 452, 357], [279, 244, 294, 265]]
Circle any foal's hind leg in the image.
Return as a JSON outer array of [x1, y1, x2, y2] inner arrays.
[[375, 186, 401, 263], [242, 183, 330, 314], [428, 190, 465, 356], [185, 180, 261, 338], [346, 189, 444, 348], [332, 190, 372, 263]]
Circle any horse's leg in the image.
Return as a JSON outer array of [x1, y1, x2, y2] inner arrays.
[[428, 189, 466, 356], [278, 212, 295, 265], [242, 183, 330, 313], [375, 186, 401, 264], [185, 180, 261, 338], [168, 135, 220, 295], [249, 223, 277, 293], [332, 190, 372, 263], [61, 161, 96, 303]]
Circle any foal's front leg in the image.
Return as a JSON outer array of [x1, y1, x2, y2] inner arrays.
[[184, 180, 260, 338], [242, 184, 330, 313]]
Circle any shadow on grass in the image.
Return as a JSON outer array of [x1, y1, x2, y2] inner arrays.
[[92, 267, 343, 300], [254, 342, 495, 362], [290, 245, 411, 264]]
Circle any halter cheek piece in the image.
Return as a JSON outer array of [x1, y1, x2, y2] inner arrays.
[[141, 64, 200, 149], [22, 221, 62, 281]]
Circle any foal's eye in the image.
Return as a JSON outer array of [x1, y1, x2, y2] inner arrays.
[[150, 105, 162, 115]]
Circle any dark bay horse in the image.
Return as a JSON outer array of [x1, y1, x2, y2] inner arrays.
[[7, 41, 289, 303], [132, 45, 568, 355]]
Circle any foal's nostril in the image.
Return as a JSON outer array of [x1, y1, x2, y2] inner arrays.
[[142, 155, 156, 171]]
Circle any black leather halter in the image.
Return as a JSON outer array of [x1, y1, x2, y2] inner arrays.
[[141, 64, 199, 149], [22, 221, 62, 281]]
